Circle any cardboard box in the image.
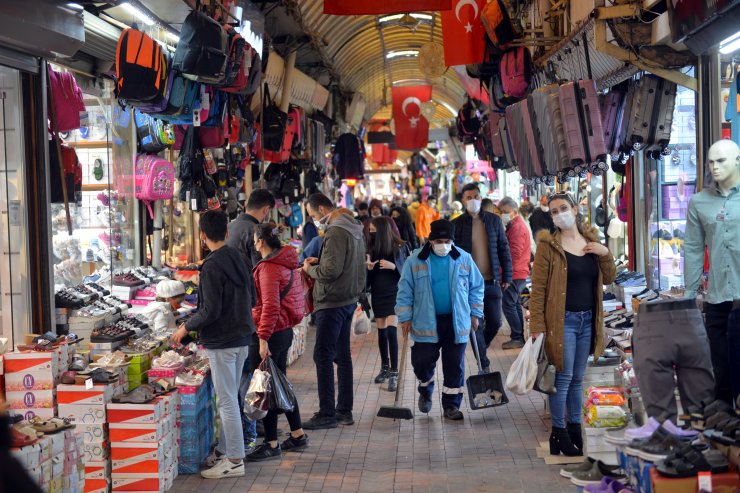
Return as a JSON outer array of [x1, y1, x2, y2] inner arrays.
[[650, 468, 740, 493], [83, 478, 109, 493], [84, 460, 111, 480], [57, 383, 114, 406], [48, 434, 65, 456], [111, 473, 165, 492], [4, 370, 55, 390], [110, 421, 165, 443], [17, 407, 57, 421], [74, 423, 108, 443], [4, 351, 58, 374], [81, 439, 109, 462], [111, 440, 167, 474], [58, 403, 107, 424], [6, 389, 55, 409], [107, 401, 163, 424]]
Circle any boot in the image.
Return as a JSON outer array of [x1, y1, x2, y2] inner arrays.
[[567, 423, 583, 450], [374, 365, 389, 384], [549, 427, 583, 457], [387, 371, 398, 392]]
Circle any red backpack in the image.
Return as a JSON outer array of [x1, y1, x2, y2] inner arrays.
[[220, 25, 250, 93], [48, 68, 85, 132], [499, 47, 532, 99]]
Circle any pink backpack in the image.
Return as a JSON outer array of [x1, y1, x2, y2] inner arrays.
[[135, 155, 175, 217], [499, 47, 532, 99], [48, 67, 86, 132]]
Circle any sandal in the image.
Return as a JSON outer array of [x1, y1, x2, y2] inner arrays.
[[30, 417, 74, 434], [113, 385, 156, 404], [16, 340, 55, 352], [75, 367, 118, 384], [656, 448, 729, 478]]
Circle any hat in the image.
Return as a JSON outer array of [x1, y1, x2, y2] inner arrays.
[[156, 280, 185, 299], [429, 219, 455, 241]]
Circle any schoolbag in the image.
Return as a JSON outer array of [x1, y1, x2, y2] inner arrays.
[[499, 47, 532, 98], [48, 68, 85, 132], [481, 0, 519, 51], [135, 111, 169, 153], [288, 202, 303, 228], [261, 83, 288, 153], [135, 154, 175, 217], [219, 25, 249, 92], [456, 100, 481, 144], [178, 126, 206, 182], [172, 8, 229, 85], [151, 73, 201, 123], [243, 50, 262, 96], [263, 163, 283, 195], [465, 36, 500, 81], [115, 29, 168, 104]]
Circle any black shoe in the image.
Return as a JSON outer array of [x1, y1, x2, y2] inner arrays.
[[550, 427, 583, 456], [387, 371, 398, 392], [246, 442, 281, 462], [374, 365, 389, 384], [336, 411, 354, 425], [567, 423, 583, 450], [280, 434, 309, 452], [443, 407, 464, 421], [302, 412, 338, 430], [418, 394, 432, 414]]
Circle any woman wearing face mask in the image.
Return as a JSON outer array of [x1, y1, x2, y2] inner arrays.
[[248, 224, 309, 461], [369, 199, 384, 219], [390, 206, 419, 251], [365, 217, 407, 392], [529, 192, 616, 457]]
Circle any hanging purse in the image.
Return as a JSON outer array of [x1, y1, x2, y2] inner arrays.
[[533, 334, 557, 395]]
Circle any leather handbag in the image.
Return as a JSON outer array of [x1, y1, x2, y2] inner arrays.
[[533, 334, 557, 395]]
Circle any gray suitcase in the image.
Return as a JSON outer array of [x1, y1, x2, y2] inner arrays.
[[530, 84, 569, 178], [627, 76, 677, 157], [498, 116, 518, 172]]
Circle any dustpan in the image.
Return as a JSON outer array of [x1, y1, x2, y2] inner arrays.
[[466, 327, 509, 410]]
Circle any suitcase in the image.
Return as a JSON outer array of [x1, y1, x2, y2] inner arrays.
[[498, 115, 517, 172], [485, 112, 508, 169], [615, 82, 638, 163], [520, 98, 546, 179], [558, 80, 608, 175], [505, 103, 531, 180], [599, 82, 628, 160], [530, 85, 569, 178], [627, 75, 677, 157]]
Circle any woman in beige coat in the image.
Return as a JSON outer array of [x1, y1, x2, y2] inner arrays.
[[529, 192, 616, 456]]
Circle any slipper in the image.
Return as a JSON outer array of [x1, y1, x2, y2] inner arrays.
[[75, 368, 118, 384], [10, 427, 38, 447], [30, 417, 74, 434], [113, 385, 156, 404], [12, 424, 43, 441], [16, 340, 55, 352], [656, 448, 729, 478], [61, 371, 77, 384]]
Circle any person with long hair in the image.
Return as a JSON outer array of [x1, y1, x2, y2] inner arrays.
[[366, 216, 408, 392], [529, 192, 616, 457], [247, 224, 308, 461], [390, 206, 419, 251]]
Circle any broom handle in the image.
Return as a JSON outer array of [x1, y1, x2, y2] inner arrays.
[[470, 322, 485, 374], [393, 329, 410, 406]]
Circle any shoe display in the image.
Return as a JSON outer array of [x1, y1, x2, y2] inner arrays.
[[418, 394, 432, 414], [638, 430, 694, 462], [443, 407, 464, 421], [502, 339, 525, 350], [606, 417, 661, 445], [200, 458, 245, 479], [560, 458, 595, 478], [301, 412, 338, 430], [570, 460, 625, 486], [656, 446, 729, 478], [336, 411, 354, 425], [280, 434, 309, 452], [246, 443, 281, 462]]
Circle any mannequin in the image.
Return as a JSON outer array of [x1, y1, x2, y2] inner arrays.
[[685, 139, 740, 404]]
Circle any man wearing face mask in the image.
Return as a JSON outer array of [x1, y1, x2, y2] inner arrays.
[[226, 189, 276, 272], [530, 195, 556, 239], [396, 220, 485, 420], [452, 183, 512, 373], [416, 195, 440, 243], [498, 197, 531, 349]]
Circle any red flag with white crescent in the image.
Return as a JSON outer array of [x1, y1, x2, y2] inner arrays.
[[392, 86, 432, 151], [324, 0, 452, 15], [441, 0, 487, 66]]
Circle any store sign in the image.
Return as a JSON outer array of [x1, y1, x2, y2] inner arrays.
[[324, 0, 452, 15]]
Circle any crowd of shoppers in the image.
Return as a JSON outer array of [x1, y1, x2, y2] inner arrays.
[[173, 185, 617, 477]]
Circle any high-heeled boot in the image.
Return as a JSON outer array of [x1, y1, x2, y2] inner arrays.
[[567, 423, 583, 450], [549, 427, 583, 456]]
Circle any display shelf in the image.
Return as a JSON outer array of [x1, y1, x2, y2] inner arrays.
[[66, 140, 113, 149], [81, 183, 109, 192]]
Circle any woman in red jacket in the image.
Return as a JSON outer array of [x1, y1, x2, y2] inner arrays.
[[247, 224, 308, 462]]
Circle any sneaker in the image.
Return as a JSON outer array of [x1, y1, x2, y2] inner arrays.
[[281, 434, 309, 452], [336, 411, 354, 425], [374, 365, 389, 384], [502, 339, 525, 350], [560, 458, 595, 478], [443, 407, 464, 421], [204, 449, 224, 468], [200, 458, 244, 479], [246, 442, 281, 462], [418, 394, 432, 414], [302, 412, 338, 430], [244, 440, 257, 454]]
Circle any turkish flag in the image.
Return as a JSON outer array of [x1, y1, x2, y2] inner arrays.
[[392, 86, 432, 151], [441, 0, 487, 66], [324, 0, 451, 15]]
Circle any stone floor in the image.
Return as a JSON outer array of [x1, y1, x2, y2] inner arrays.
[[171, 327, 577, 493]]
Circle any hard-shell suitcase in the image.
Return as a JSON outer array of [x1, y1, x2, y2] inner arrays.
[[505, 103, 530, 179], [498, 115, 517, 171], [530, 85, 569, 178], [627, 75, 677, 157], [520, 98, 546, 179], [484, 112, 508, 169], [615, 82, 638, 164], [558, 80, 608, 174], [599, 83, 628, 160]]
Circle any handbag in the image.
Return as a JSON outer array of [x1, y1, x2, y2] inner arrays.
[[532, 333, 557, 395], [299, 269, 315, 315]]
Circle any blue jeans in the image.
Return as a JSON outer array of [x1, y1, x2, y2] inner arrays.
[[548, 311, 592, 428], [206, 345, 249, 459], [313, 304, 355, 416], [474, 282, 502, 368], [502, 280, 527, 341], [238, 358, 257, 445]]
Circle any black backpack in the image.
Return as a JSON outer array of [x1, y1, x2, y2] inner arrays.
[[261, 83, 287, 152], [173, 7, 229, 85], [456, 100, 481, 144], [263, 163, 283, 195], [178, 126, 206, 182]]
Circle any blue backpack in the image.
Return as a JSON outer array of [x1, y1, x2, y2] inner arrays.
[[288, 203, 303, 228]]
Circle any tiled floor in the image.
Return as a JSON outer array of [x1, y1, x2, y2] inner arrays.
[[171, 327, 576, 493]]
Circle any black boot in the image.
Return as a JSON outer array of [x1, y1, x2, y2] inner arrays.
[[549, 427, 583, 456], [374, 365, 389, 384], [387, 370, 398, 392], [567, 423, 583, 450]]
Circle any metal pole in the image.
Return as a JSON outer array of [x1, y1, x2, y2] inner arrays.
[[152, 200, 163, 269]]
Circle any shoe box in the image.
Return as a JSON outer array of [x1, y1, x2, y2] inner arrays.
[[649, 466, 740, 493], [107, 401, 165, 424], [58, 383, 115, 406]]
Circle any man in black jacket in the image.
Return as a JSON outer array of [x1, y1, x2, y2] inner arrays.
[[451, 183, 513, 372], [172, 211, 254, 479]]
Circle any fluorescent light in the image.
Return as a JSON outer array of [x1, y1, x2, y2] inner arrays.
[[379, 13, 433, 23], [165, 31, 180, 43], [121, 2, 155, 26], [386, 50, 419, 59], [720, 30, 740, 54]]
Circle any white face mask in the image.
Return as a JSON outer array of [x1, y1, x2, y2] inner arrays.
[[501, 213, 511, 225], [540, 205, 549, 212], [465, 199, 481, 214], [432, 243, 452, 257], [553, 212, 576, 230]]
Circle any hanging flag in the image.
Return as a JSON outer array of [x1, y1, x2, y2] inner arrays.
[[324, 0, 452, 15], [441, 0, 487, 66], [392, 85, 432, 150]]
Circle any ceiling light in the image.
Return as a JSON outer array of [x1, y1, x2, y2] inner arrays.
[[720, 30, 740, 54], [378, 13, 433, 23], [165, 31, 180, 44], [386, 50, 419, 59], [121, 2, 155, 26]]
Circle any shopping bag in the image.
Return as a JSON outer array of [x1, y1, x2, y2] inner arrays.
[[351, 304, 371, 336], [300, 269, 315, 315], [244, 366, 271, 420], [265, 357, 296, 413], [504, 336, 538, 395], [532, 333, 557, 395]]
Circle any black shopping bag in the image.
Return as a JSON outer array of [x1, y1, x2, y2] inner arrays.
[[266, 357, 297, 413]]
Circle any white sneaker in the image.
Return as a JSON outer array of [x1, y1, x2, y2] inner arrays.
[[200, 458, 244, 479]]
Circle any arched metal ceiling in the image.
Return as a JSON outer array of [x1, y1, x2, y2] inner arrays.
[[295, 3, 466, 125]]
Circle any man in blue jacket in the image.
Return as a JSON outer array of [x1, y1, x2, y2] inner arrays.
[[396, 220, 485, 420]]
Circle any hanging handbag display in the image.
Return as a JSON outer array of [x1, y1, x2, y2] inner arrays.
[[261, 83, 288, 153]]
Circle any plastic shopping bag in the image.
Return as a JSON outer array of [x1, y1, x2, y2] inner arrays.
[[244, 366, 271, 420], [351, 304, 371, 336], [505, 336, 538, 395], [265, 357, 296, 413]]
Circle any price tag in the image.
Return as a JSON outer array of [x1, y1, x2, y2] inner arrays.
[[193, 109, 201, 127], [698, 472, 712, 492], [191, 198, 198, 211], [85, 378, 93, 390], [201, 86, 210, 111]]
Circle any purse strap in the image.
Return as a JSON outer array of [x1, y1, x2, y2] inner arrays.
[[279, 269, 294, 300]]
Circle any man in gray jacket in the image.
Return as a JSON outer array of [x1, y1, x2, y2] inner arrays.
[[302, 193, 366, 430]]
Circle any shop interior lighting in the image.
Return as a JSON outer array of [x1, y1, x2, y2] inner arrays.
[[121, 2, 155, 26], [386, 50, 419, 59], [165, 31, 180, 44], [379, 13, 433, 23], [720, 30, 740, 54]]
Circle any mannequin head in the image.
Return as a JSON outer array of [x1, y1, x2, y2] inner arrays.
[[707, 139, 740, 192]]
